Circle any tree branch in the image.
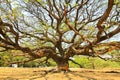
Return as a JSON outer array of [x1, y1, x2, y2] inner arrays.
[[96, 0, 114, 42]]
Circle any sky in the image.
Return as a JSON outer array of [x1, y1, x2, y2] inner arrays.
[[106, 33, 120, 42]]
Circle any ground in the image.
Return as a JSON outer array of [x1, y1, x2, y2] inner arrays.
[[0, 67, 120, 80]]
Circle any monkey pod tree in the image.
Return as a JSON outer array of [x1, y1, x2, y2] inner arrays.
[[0, 0, 120, 71]]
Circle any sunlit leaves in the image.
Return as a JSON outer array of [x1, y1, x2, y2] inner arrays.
[[70, 3, 78, 8], [114, 0, 119, 4], [25, 0, 42, 3], [25, 0, 29, 3], [7, 0, 12, 2], [60, 23, 69, 32], [37, 0, 42, 3], [12, 7, 18, 19]]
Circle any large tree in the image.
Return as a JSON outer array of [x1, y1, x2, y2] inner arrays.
[[0, 0, 120, 71]]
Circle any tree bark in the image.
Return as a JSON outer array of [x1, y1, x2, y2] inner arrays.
[[57, 61, 69, 71], [54, 58, 69, 71]]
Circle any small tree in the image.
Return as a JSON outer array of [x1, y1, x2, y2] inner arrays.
[[0, 0, 120, 71]]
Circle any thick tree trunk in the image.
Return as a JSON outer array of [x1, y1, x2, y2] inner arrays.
[[57, 61, 69, 71], [51, 53, 70, 71], [55, 58, 69, 71]]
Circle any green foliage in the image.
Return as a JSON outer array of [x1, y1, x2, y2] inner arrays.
[[69, 56, 92, 68], [22, 58, 56, 67], [0, 51, 29, 67], [25, 0, 42, 3], [37, 0, 42, 2], [0, 60, 4, 66], [114, 0, 119, 4], [48, 59, 56, 67], [94, 58, 120, 69], [0, 52, 11, 67], [69, 56, 120, 69], [23, 61, 39, 67], [25, 0, 29, 3], [0, 51, 120, 69]]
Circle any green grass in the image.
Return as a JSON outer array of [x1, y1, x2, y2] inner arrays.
[[68, 56, 120, 69], [46, 55, 120, 69], [1, 54, 120, 69]]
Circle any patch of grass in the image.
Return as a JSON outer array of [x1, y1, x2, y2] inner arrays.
[[68, 56, 120, 69]]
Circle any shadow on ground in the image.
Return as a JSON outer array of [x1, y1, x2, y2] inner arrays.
[[0, 68, 120, 80]]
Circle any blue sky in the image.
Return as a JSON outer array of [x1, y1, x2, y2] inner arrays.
[[107, 33, 120, 42]]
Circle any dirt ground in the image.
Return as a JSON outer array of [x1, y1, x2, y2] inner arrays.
[[0, 67, 120, 80]]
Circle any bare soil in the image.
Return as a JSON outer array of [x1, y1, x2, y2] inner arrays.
[[0, 67, 120, 80]]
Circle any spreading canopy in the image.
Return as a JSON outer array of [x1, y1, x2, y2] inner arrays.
[[0, 0, 120, 69]]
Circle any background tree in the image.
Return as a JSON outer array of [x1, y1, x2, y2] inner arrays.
[[0, 0, 120, 71]]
